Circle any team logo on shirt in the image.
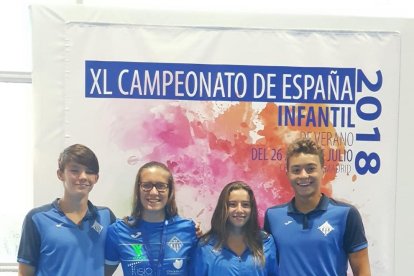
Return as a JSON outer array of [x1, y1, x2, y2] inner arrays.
[[131, 231, 142, 238], [167, 236, 183, 253], [91, 220, 103, 234], [211, 247, 222, 256], [173, 259, 183, 269], [318, 221, 334, 236], [131, 244, 145, 260]]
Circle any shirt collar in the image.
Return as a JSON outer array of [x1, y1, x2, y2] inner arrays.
[[287, 193, 329, 214], [52, 198, 98, 221]]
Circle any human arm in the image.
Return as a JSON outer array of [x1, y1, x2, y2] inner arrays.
[[263, 231, 279, 276], [190, 241, 208, 276], [263, 209, 271, 233], [17, 263, 35, 276], [17, 211, 40, 276], [104, 208, 118, 276], [349, 248, 371, 276], [104, 264, 118, 276], [104, 222, 121, 276], [108, 208, 117, 224], [344, 206, 371, 276]]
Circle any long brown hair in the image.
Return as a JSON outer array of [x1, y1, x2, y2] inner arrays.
[[202, 181, 265, 265], [126, 161, 178, 226]]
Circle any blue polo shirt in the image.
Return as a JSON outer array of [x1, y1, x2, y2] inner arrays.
[[264, 194, 368, 276], [192, 231, 278, 276], [17, 199, 115, 276], [105, 215, 198, 276]]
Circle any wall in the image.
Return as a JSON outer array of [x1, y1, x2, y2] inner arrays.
[[31, 4, 414, 275]]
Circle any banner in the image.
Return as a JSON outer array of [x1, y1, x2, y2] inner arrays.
[[31, 5, 400, 275]]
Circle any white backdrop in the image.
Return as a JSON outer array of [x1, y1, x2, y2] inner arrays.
[[29, 4, 414, 275]]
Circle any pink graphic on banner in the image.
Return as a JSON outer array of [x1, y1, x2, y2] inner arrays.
[[110, 101, 344, 225]]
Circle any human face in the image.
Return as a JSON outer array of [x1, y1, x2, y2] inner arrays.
[[139, 166, 170, 216], [287, 153, 324, 200], [227, 189, 251, 233], [57, 162, 98, 198]]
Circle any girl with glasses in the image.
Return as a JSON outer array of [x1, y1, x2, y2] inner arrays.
[[104, 161, 198, 276]]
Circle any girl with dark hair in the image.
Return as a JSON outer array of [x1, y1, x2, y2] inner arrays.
[[104, 161, 198, 276], [192, 181, 278, 276]]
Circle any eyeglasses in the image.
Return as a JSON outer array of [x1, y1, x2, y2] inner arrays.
[[140, 182, 169, 192]]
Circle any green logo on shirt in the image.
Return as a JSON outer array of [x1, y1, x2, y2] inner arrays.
[[131, 244, 145, 260]]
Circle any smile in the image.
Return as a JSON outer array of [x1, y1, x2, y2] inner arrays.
[[77, 183, 91, 187], [297, 182, 311, 186], [146, 198, 161, 203]]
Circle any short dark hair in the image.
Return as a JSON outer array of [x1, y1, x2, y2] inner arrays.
[[286, 137, 324, 168], [58, 144, 99, 174]]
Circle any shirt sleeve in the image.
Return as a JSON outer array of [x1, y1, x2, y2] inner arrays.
[[190, 241, 208, 276], [109, 209, 116, 224], [184, 219, 199, 273], [17, 211, 41, 267], [344, 205, 368, 254], [263, 232, 279, 276], [263, 209, 271, 233], [105, 222, 121, 265]]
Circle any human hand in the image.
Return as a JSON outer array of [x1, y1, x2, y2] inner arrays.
[[195, 221, 203, 238]]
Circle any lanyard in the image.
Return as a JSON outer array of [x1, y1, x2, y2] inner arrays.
[[142, 220, 168, 276]]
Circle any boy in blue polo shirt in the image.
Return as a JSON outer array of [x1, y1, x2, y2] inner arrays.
[[264, 137, 371, 276], [17, 144, 115, 276]]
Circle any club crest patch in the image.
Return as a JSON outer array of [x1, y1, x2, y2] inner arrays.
[[318, 221, 334, 236], [91, 220, 103, 234], [167, 236, 183, 253]]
